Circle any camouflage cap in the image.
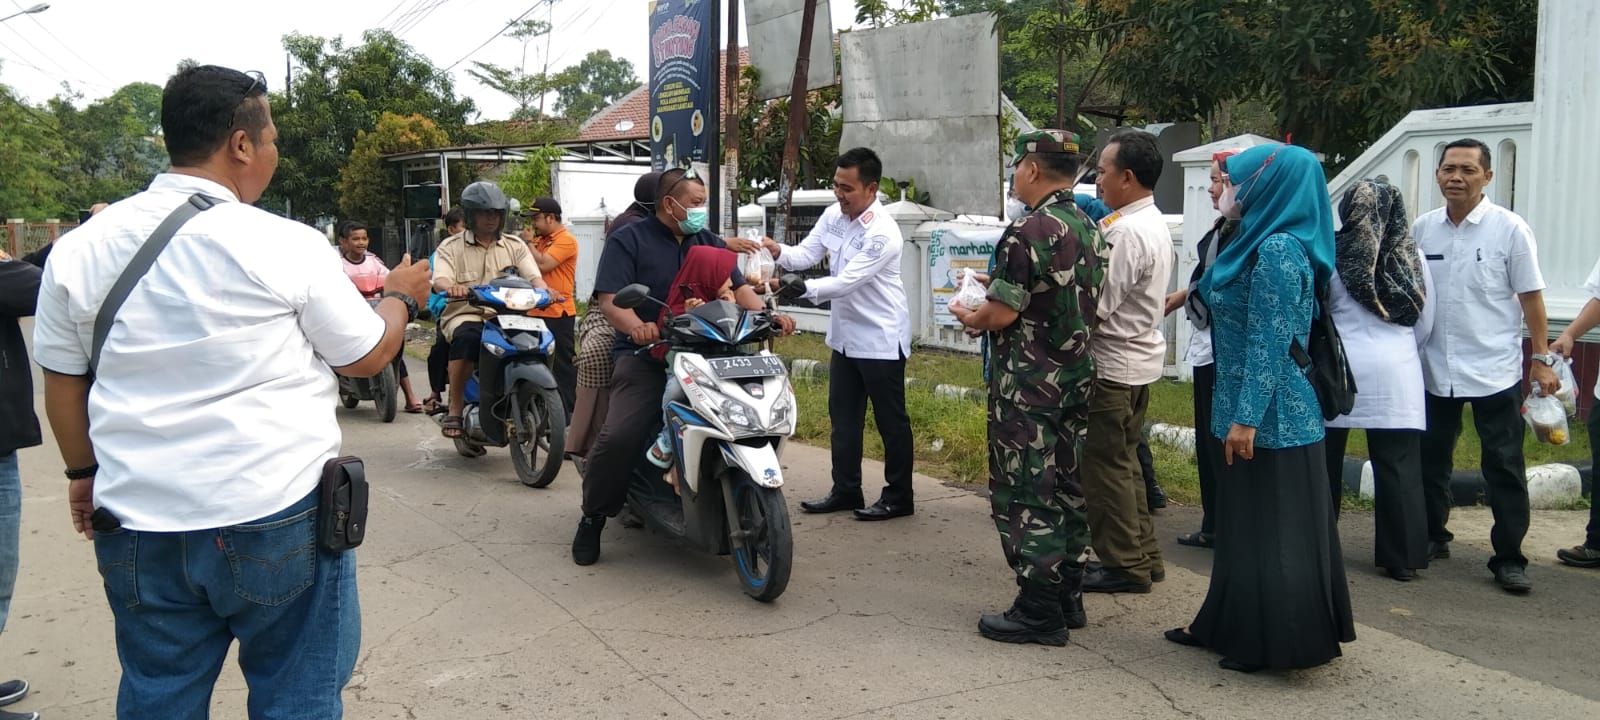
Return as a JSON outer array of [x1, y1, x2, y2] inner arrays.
[[1009, 129, 1082, 167]]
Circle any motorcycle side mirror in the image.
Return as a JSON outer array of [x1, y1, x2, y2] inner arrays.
[[612, 283, 656, 310]]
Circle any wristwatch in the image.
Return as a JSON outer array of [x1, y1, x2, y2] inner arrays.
[[384, 292, 420, 322], [1531, 353, 1557, 367]]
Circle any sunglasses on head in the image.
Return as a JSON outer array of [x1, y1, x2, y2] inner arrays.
[[228, 70, 268, 130]]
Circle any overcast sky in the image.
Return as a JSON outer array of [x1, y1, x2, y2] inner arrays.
[[0, 0, 859, 121]]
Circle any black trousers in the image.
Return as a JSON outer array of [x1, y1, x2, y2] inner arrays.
[[581, 355, 667, 517], [427, 328, 448, 394], [1325, 427, 1430, 570], [1420, 385, 1529, 570], [543, 314, 577, 414], [1586, 408, 1600, 550], [829, 350, 915, 504], [1192, 363, 1222, 536]]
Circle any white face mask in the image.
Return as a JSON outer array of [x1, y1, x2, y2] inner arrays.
[[1218, 183, 1242, 219], [1004, 197, 1029, 222]]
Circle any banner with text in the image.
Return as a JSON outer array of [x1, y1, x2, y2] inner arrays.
[[648, 0, 714, 171], [928, 226, 1004, 327]]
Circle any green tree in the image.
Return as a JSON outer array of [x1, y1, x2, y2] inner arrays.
[[267, 30, 475, 221], [494, 146, 566, 206], [337, 112, 451, 228], [1084, 0, 1537, 165], [855, 0, 943, 27], [550, 50, 639, 123], [0, 85, 68, 220], [48, 82, 168, 211], [467, 18, 555, 122], [734, 66, 843, 204]]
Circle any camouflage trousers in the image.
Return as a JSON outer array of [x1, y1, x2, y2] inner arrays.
[[988, 397, 1091, 585]]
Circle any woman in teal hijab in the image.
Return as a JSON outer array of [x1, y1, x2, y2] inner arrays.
[[1168, 143, 1356, 672]]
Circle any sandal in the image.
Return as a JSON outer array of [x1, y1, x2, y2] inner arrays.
[[404, 403, 425, 414], [1177, 532, 1214, 549], [441, 415, 464, 438]]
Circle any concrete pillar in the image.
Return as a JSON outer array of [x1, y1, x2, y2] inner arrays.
[[1524, 0, 1600, 320]]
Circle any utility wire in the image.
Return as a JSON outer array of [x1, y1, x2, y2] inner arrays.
[[0, 20, 99, 92], [373, 0, 416, 29], [8, 0, 116, 85], [395, 0, 454, 37], [441, 0, 549, 73]]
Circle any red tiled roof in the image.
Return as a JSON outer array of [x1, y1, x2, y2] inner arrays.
[[576, 48, 751, 143]]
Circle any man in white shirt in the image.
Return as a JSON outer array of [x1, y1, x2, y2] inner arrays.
[[1081, 130, 1175, 594], [1552, 256, 1600, 570], [1415, 138, 1559, 594], [32, 65, 431, 717], [764, 148, 916, 521]]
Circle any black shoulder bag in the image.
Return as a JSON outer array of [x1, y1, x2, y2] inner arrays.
[[1290, 279, 1359, 421]]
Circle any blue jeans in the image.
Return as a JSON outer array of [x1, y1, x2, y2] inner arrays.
[[0, 452, 20, 635], [93, 491, 359, 719]]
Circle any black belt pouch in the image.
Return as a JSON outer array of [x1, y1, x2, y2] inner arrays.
[[319, 456, 369, 552]]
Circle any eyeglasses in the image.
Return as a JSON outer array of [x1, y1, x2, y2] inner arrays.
[[228, 70, 268, 129]]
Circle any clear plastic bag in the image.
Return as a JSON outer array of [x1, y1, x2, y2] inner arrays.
[[947, 268, 989, 311], [1522, 382, 1571, 445], [739, 242, 777, 287], [1550, 353, 1579, 417]]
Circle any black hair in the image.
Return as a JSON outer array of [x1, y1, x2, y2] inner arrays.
[[836, 147, 883, 185], [656, 168, 704, 204], [444, 207, 465, 228], [162, 65, 269, 167], [1441, 138, 1493, 169], [1031, 152, 1083, 182], [1105, 129, 1163, 190], [338, 220, 367, 240]]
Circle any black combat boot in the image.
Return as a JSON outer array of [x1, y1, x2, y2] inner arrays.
[[1061, 566, 1087, 630], [979, 578, 1067, 646]]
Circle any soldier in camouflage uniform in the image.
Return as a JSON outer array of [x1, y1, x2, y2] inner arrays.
[[950, 130, 1107, 646]]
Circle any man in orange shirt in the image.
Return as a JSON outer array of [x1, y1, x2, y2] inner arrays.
[[523, 197, 579, 413]]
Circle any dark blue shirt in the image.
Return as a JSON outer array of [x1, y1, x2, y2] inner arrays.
[[595, 216, 743, 357]]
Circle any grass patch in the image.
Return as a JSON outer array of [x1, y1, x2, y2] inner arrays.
[[774, 332, 986, 389], [790, 376, 990, 484]]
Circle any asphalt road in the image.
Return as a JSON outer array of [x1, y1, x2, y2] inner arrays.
[[6, 353, 1598, 718]]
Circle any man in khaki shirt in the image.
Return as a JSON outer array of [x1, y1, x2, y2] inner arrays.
[[1082, 129, 1174, 594], [432, 182, 548, 437]]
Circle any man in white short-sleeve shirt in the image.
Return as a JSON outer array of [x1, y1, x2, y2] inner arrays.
[[1413, 138, 1559, 595], [31, 65, 430, 717], [1551, 257, 1600, 570]]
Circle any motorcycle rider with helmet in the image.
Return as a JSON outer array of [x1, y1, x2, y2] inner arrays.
[[432, 181, 554, 439]]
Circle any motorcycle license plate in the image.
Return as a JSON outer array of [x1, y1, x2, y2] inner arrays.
[[498, 315, 548, 332], [708, 355, 787, 379]]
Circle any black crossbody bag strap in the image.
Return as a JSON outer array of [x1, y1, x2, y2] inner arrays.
[[90, 193, 221, 375]]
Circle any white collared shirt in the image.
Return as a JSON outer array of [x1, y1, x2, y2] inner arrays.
[[775, 200, 911, 360], [1092, 196, 1175, 386], [1414, 196, 1545, 398], [1583, 257, 1600, 400], [32, 173, 386, 532]]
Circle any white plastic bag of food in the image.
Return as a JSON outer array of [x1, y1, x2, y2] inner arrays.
[[1550, 353, 1579, 417], [738, 235, 777, 287], [1522, 382, 1571, 445], [947, 268, 989, 312]]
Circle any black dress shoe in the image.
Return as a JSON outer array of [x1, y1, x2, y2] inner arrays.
[[572, 515, 605, 566], [1082, 566, 1152, 594], [1428, 541, 1450, 560], [1219, 657, 1264, 673], [1385, 567, 1417, 582], [800, 490, 865, 514], [853, 501, 914, 521], [1147, 483, 1168, 511]]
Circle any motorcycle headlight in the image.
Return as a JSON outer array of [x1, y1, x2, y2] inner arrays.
[[494, 288, 547, 311], [721, 397, 762, 434], [768, 391, 793, 434]]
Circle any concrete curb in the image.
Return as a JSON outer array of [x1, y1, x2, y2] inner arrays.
[[1150, 422, 1592, 510], [782, 358, 1592, 510]]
